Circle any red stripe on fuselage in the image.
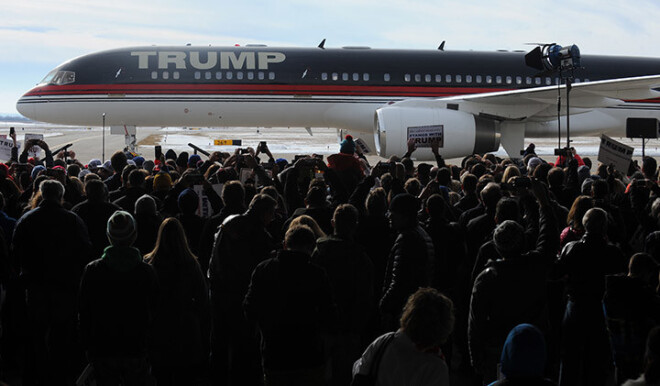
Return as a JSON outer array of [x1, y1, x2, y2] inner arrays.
[[24, 83, 509, 97]]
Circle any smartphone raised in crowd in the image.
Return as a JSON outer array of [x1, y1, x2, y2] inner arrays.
[[155, 145, 162, 160]]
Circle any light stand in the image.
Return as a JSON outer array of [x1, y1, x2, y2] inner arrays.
[[102, 113, 106, 161], [525, 44, 581, 160]]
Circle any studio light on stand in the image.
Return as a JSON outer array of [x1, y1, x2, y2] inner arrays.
[[525, 43, 582, 158]]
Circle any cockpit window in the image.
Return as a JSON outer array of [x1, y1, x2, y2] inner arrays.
[[41, 70, 75, 85]]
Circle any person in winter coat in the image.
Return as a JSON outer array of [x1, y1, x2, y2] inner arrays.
[[244, 224, 337, 386], [353, 287, 454, 386], [209, 193, 277, 385], [380, 193, 435, 331], [312, 204, 374, 386], [13, 179, 91, 384], [72, 179, 121, 260], [78, 211, 158, 385], [145, 217, 210, 385], [554, 207, 627, 386], [469, 180, 558, 384]]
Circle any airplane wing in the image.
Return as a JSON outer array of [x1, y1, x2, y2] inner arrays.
[[391, 74, 660, 121]]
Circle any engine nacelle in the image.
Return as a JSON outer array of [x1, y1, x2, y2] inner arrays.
[[374, 106, 501, 160]]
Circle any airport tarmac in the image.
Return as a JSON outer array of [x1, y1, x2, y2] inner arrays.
[[2, 122, 660, 166]]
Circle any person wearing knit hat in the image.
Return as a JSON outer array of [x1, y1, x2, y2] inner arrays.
[[31, 164, 46, 180], [132, 156, 145, 168], [339, 134, 356, 155], [493, 220, 525, 256], [153, 172, 172, 192], [577, 165, 591, 186], [79, 210, 157, 385], [188, 154, 202, 169], [327, 135, 364, 186], [177, 188, 199, 214], [527, 157, 543, 175], [165, 149, 177, 161], [142, 160, 155, 174], [106, 210, 137, 247], [176, 152, 189, 172]]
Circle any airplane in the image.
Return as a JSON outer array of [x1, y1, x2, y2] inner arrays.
[[15, 42, 660, 160]]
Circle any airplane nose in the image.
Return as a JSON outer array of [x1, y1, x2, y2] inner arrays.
[[16, 92, 36, 121]]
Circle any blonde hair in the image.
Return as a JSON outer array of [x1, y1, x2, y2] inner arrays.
[[289, 215, 326, 238]]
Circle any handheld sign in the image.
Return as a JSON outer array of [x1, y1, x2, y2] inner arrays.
[[407, 125, 443, 147], [0, 139, 18, 161], [24, 133, 44, 158], [355, 138, 371, 154], [598, 134, 634, 173]]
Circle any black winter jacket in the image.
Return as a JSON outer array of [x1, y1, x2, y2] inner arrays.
[[244, 250, 337, 372], [380, 225, 434, 316]]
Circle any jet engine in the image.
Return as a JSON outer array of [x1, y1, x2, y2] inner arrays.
[[374, 106, 500, 159]]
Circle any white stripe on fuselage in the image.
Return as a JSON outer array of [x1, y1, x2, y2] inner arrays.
[[17, 93, 658, 138]]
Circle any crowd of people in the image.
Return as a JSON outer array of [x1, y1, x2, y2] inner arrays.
[[0, 131, 659, 386]]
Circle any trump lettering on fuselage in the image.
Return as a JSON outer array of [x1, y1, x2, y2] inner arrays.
[[130, 51, 286, 70]]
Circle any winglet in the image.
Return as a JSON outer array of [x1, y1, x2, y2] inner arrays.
[[438, 41, 445, 51], [318, 39, 326, 49]]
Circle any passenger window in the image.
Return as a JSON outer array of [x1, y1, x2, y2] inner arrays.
[[342, 73, 349, 81], [466, 75, 472, 83], [516, 76, 522, 84], [535, 77, 541, 85], [332, 73, 339, 81], [353, 73, 359, 81], [506, 76, 512, 84], [445, 75, 452, 83], [162, 72, 169, 80], [545, 77, 552, 85], [322, 73, 328, 81], [425, 74, 431, 83], [584, 78, 590, 82], [384, 73, 391, 82], [486, 75, 492, 84], [205, 72, 212, 80], [173, 72, 180, 80], [226, 72, 233, 80], [268, 72, 275, 80], [236, 72, 244, 80], [476, 75, 482, 83], [215, 72, 222, 80], [435, 75, 442, 83], [574, 78, 580, 83], [496, 76, 502, 84], [258, 72, 265, 80], [456, 75, 462, 83], [414, 74, 421, 82], [247, 72, 254, 80], [194, 71, 201, 80], [363, 73, 370, 81], [404, 74, 411, 82]]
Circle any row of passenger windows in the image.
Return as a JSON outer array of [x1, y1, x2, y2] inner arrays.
[[150, 70, 588, 86], [401, 73, 588, 85], [319, 72, 588, 85], [150, 71, 276, 81]]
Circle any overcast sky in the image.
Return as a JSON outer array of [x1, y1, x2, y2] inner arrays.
[[2, 0, 660, 115]]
